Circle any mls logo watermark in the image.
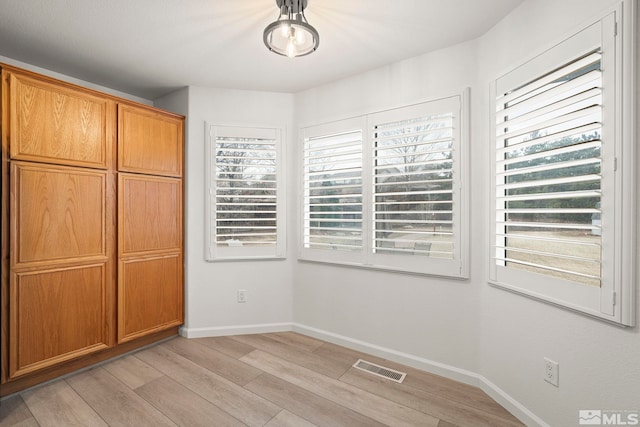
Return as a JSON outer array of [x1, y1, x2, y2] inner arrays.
[[579, 410, 640, 425]]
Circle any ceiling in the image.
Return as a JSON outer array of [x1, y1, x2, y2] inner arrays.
[[0, 0, 524, 100]]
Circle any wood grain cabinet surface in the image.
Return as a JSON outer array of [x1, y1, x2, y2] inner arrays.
[[119, 254, 183, 343], [118, 104, 183, 177], [7, 71, 112, 169], [0, 64, 184, 393], [118, 173, 183, 343], [10, 162, 108, 267], [10, 264, 111, 378]]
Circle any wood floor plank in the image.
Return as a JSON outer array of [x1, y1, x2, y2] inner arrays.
[[340, 368, 524, 427], [240, 349, 440, 427], [136, 344, 280, 427], [102, 354, 164, 390], [232, 334, 352, 379], [162, 337, 262, 386], [245, 373, 386, 427], [193, 336, 256, 359], [136, 376, 246, 427], [438, 420, 459, 427], [65, 367, 177, 427], [403, 367, 517, 419], [264, 410, 317, 427], [315, 341, 515, 420], [0, 396, 37, 427], [265, 332, 324, 352], [3, 419, 39, 427], [21, 380, 107, 427]]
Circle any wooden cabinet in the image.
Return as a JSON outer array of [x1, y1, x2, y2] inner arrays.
[[0, 64, 184, 394], [8, 162, 113, 377], [10, 264, 111, 378], [119, 254, 183, 343], [118, 174, 183, 343], [118, 104, 183, 177], [7, 72, 113, 169], [10, 162, 109, 267]]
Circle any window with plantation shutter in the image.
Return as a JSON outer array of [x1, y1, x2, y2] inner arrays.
[[301, 117, 365, 265], [372, 110, 455, 258], [206, 124, 285, 260], [490, 11, 636, 326], [368, 98, 467, 276], [496, 50, 604, 286], [300, 93, 469, 278]]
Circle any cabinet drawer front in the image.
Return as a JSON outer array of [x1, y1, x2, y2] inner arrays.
[[10, 264, 111, 378], [11, 162, 108, 268], [118, 254, 183, 343], [118, 104, 183, 177], [119, 174, 182, 256], [7, 72, 111, 168]]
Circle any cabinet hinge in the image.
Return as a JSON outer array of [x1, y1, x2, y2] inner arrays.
[[614, 21, 618, 37]]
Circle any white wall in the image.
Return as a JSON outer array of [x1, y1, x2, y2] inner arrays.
[[293, 1, 639, 426], [156, 87, 296, 337]]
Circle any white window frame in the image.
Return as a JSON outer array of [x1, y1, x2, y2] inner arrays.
[[489, 6, 636, 326], [299, 91, 470, 278], [205, 123, 286, 261]]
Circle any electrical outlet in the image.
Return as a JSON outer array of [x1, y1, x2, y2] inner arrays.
[[237, 289, 247, 303], [544, 358, 559, 387]]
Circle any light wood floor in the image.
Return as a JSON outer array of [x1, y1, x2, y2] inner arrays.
[[0, 332, 524, 427]]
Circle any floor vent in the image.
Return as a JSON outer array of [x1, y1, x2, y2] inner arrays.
[[352, 359, 407, 383]]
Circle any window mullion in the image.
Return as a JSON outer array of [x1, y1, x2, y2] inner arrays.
[[362, 116, 374, 266]]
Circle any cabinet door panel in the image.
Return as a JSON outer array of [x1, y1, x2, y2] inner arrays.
[[10, 264, 110, 378], [118, 104, 183, 177], [8, 72, 110, 168], [11, 162, 107, 267], [119, 174, 182, 255], [118, 254, 183, 343]]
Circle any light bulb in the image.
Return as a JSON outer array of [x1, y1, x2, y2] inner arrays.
[[286, 39, 296, 58], [296, 28, 306, 45], [280, 23, 290, 37]]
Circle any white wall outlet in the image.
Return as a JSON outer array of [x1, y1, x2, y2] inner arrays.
[[237, 289, 247, 303], [544, 357, 559, 387]]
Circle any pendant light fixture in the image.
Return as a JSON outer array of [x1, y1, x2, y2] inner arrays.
[[263, 0, 319, 58]]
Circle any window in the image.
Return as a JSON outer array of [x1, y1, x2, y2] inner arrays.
[[206, 124, 285, 260], [301, 93, 469, 277], [302, 118, 364, 265], [490, 11, 636, 325]]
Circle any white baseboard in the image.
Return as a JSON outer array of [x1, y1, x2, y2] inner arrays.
[[478, 376, 550, 427], [292, 322, 547, 427], [292, 323, 481, 386], [179, 322, 292, 338]]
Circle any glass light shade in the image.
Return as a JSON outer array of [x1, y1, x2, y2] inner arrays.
[[264, 15, 319, 57]]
